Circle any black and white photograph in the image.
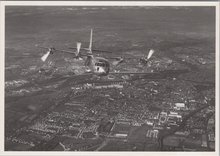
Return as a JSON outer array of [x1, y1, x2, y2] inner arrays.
[[1, 1, 219, 153]]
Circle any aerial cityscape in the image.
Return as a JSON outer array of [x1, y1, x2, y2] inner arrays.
[[5, 6, 215, 151]]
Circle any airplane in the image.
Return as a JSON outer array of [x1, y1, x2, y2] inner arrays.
[[37, 29, 156, 77]]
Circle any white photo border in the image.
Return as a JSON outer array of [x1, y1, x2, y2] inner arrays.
[[0, 1, 219, 156]]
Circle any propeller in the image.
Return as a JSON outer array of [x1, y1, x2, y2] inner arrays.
[[76, 42, 81, 55], [138, 49, 155, 65], [147, 49, 155, 60], [41, 50, 50, 62], [40, 47, 55, 62]]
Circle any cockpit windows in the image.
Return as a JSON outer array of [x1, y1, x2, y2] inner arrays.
[[95, 62, 106, 67]]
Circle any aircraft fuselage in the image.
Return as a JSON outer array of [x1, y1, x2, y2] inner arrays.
[[85, 56, 110, 76]]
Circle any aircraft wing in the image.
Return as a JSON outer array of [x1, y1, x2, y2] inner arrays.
[[92, 49, 113, 53], [109, 72, 148, 74], [108, 71, 160, 75], [37, 45, 77, 55], [107, 49, 155, 59], [55, 49, 93, 57], [110, 69, 190, 75], [37, 45, 87, 61], [69, 47, 113, 53], [107, 57, 138, 60], [55, 48, 77, 55], [109, 69, 189, 79], [108, 71, 168, 80]]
